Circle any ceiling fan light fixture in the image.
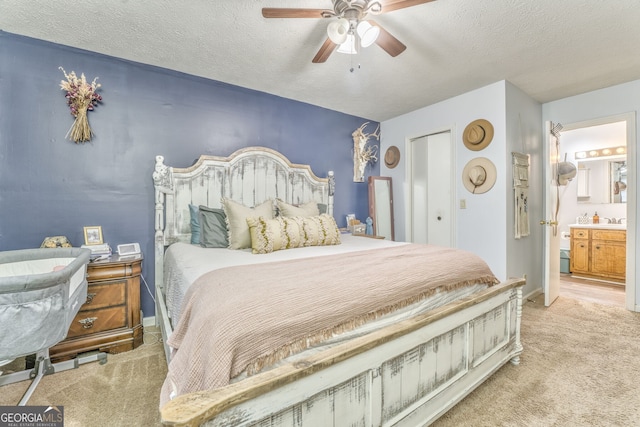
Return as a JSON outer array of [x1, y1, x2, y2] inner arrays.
[[337, 34, 358, 54], [327, 19, 349, 44], [357, 21, 380, 48]]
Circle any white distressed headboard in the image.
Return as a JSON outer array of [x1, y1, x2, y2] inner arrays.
[[152, 146, 334, 291]]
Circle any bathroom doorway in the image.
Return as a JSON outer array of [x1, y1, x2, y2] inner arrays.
[[554, 113, 634, 309]]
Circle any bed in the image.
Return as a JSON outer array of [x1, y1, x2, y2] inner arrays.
[[153, 147, 524, 426]]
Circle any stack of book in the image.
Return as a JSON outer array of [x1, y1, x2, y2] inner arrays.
[[81, 243, 112, 258]]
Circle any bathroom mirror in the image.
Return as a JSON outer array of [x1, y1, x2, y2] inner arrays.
[[610, 160, 627, 203], [577, 156, 626, 204], [368, 176, 394, 240]]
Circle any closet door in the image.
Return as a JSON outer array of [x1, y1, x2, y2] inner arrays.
[[409, 131, 452, 247]]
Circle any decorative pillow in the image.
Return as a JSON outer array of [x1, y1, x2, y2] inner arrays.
[[198, 205, 228, 248], [279, 216, 305, 250], [222, 199, 274, 249], [246, 217, 283, 254], [276, 199, 320, 217], [247, 214, 340, 254], [299, 214, 341, 247], [189, 204, 201, 244]]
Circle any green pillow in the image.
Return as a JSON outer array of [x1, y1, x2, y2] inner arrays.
[[189, 204, 201, 244], [198, 205, 228, 248]]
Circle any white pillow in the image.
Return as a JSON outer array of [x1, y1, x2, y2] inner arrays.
[[276, 199, 320, 217], [222, 199, 274, 249]]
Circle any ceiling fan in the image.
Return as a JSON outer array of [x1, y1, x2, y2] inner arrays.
[[262, 0, 436, 63]]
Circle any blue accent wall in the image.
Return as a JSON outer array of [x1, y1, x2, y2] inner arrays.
[[0, 31, 379, 317]]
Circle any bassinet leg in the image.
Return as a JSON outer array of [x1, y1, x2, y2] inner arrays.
[[18, 353, 53, 406], [5, 349, 108, 406]]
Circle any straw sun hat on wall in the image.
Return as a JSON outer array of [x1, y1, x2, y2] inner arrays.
[[462, 157, 496, 194], [463, 119, 494, 151], [384, 146, 400, 168]]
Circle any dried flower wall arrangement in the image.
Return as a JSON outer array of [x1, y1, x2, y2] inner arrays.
[[59, 67, 102, 143]]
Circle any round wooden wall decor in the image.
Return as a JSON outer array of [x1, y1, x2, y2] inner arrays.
[[384, 146, 400, 168]]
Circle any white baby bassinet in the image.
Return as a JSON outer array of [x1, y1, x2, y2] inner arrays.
[[0, 248, 106, 404]]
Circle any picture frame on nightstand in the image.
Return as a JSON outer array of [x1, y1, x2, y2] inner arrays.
[[83, 226, 103, 245]]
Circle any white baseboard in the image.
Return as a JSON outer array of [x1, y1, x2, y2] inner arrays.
[[143, 316, 156, 327]]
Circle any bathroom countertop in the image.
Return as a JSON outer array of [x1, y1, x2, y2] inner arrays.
[[569, 223, 626, 230]]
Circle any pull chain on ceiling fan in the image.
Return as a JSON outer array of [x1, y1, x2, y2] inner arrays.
[[262, 0, 437, 63]]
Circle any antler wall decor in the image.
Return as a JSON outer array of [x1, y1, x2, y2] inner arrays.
[[352, 122, 379, 182]]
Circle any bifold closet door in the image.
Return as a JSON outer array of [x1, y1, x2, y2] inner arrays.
[[410, 131, 452, 247]]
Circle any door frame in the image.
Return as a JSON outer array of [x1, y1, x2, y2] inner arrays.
[[543, 121, 562, 306], [405, 127, 456, 246], [551, 112, 636, 311]]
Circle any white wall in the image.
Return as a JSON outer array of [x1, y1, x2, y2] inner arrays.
[[380, 81, 542, 286], [505, 82, 544, 292], [543, 78, 639, 311]]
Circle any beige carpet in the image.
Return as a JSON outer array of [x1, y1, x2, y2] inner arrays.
[[1, 298, 638, 426], [0, 330, 166, 427], [433, 296, 640, 427]]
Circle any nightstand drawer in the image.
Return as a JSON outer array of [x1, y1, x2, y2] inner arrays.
[[82, 281, 126, 310], [67, 306, 127, 338]]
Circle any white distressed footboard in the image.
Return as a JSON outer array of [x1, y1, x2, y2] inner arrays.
[[161, 278, 524, 427]]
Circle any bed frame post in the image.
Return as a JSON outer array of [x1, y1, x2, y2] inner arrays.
[[152, 155, 174, 360], [510, 286, 524, 365], [152, 156, 172, 292]]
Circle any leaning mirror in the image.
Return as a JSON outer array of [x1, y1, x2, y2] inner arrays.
[[368, 176, 394, 240]]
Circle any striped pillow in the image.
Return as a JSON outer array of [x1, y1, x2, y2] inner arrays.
[[246, 217, 283, 254], [247, 214, 341, 254]]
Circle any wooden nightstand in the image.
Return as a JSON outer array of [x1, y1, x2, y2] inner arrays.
[[50, 253, 144, 361]]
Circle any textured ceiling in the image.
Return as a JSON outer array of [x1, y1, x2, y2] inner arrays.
[[2, 0, 640, 121]]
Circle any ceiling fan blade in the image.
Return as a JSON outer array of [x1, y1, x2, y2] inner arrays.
[[262, 8, 332, 19], [370, 21, 407, 57], [379, 0, 436, 13], [312, 38, 338, 63]]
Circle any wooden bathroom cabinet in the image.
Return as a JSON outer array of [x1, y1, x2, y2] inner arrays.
[[570, 227, 625, 283]]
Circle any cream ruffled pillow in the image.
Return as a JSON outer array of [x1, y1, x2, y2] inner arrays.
[[222, 199, 274, 249], [276, 199, 320, 217]]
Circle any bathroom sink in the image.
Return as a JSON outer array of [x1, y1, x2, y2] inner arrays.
[[569, 223, 626, 230]]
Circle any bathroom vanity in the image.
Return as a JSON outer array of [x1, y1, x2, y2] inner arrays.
[[569, 224, 626, 283]]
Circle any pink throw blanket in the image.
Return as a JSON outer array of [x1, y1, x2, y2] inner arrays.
[[161, 244, 497, 405]]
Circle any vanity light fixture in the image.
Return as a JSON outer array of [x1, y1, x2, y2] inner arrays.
[[575, 146, 626, 160]]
